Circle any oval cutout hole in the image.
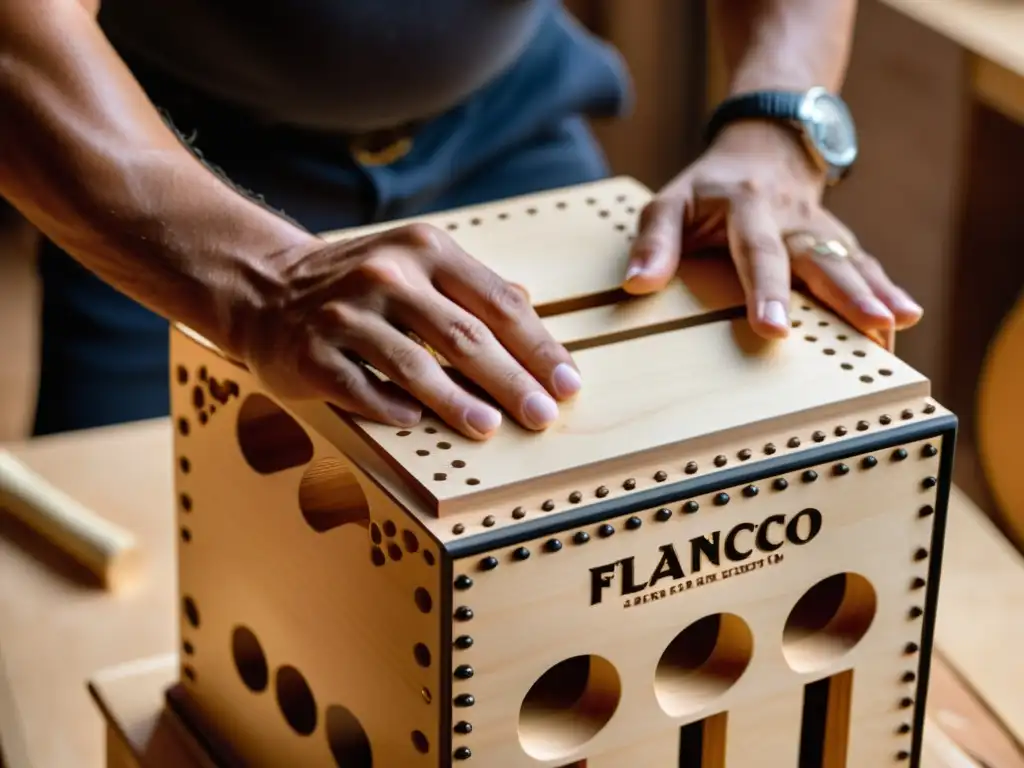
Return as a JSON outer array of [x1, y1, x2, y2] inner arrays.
[[326, 704, 373, 767], [237, 393, 314, 474], [299, 457, 370, 533]]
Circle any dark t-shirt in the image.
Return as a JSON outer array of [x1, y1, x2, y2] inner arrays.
[[98, 0, 561, 132]]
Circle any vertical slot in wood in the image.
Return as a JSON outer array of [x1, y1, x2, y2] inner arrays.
[[678, 712, 727, 768], [799, 670, 854, 768]]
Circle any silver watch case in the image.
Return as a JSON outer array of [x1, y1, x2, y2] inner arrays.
[[796, 86, 859, 184]]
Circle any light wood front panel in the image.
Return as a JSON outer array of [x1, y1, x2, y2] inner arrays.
[[446, 435, 947, 766]]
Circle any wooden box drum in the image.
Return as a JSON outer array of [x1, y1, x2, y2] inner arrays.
[[159, 178, 956, 767]]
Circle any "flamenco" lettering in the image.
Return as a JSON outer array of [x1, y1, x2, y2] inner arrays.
[[588, 507, 822, 606]]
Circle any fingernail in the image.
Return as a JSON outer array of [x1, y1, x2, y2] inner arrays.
[[551, 363, 582, 398], [391, 406, 422, 427], [891, 292, 923, 316], [465, 404, 502, 436], [858, 296, 895, 320], [522, 392, 559, 429], [762, 300, 790, 329], [625, 264, 645, 281]]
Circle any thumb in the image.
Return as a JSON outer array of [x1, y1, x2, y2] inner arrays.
[[623, 195, 687, 295]]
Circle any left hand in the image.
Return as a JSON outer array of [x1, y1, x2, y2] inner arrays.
[[621, 121, 923, 341]]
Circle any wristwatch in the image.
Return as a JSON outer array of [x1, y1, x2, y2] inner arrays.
[[704, 86, 858, 185]]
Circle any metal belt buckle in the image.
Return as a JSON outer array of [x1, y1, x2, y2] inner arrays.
[[350, 136, 414, 167]]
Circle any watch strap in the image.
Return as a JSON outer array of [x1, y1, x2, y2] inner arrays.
[[704, 90, 805, 145]]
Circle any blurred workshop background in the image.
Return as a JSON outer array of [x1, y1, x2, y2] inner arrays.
[[3, 0, 1024, 550]]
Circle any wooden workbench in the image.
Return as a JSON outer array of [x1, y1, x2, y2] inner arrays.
[[1, 418, 1022, 767]]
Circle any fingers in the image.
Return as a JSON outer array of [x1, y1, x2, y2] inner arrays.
[[725, 194, 792, 338], [429, 241, 583, 404], [812, 217, 923, 329], [387, 286, 565, 432], [304, 336, 424, 427], [623, 196, 687, 295], [788, 238, 897, 334], [323, 305, 507, 440], [847, 252, 923, 329]]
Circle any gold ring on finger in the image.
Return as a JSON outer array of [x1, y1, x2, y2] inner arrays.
[[784, 231, 850, 259]]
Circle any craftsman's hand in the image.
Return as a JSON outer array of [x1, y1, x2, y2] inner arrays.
[[239, 224, 581, 440], [622, 121, 924, 339]]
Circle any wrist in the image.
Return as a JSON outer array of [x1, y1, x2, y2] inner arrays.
[[92, 161, 320, 362], [711, 120, 826, 186]]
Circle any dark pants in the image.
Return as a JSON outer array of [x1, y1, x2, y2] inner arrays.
[[31, 12, 630, 436]]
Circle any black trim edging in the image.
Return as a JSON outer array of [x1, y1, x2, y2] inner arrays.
[[447, 415, 958, 559], [439, 552, 455, 763], [910, 421, 958, 767]]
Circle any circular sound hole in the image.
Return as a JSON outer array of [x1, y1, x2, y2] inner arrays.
[[654, 613, 753, 717], [518, 655, 621, 760], [782, 572, 877, 673]]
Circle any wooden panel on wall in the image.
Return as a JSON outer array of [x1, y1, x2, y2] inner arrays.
[[824, 0, 971, 402]]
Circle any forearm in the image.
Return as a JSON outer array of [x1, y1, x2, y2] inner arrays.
[[0, 0, 317, 358], [712, 0, 858, 94]]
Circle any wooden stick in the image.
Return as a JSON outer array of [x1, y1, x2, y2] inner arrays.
[[0, 449, 141, 591]]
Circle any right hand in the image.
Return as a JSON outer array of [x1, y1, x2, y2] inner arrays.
[[239, 223, 582, 440]]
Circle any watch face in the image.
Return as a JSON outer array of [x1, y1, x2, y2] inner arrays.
[[799, 89, 858, 170]]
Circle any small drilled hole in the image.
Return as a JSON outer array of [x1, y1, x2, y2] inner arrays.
[[402, 530, 419, 552], [232, 625, 269, 692], [416, 449, 429, 456], [183, 596, 200, 628], [414, 588, 433, 613], [412, 731, 430, 754], [180, 493, 192, 512], [586, 197, 596, 205], [452, 459, 466, 468], [434, 473, 447, 481], [276, 665, 318, 736], [425, 427, 437, 434], [818, 320, 829, 327], [805, 335, 818, 342], [841, 363, 854, 370], [626, 206, 636, 213], [879, 369, 892, 376], [837, 334, 848, 341], [397, 430, 411, 436], [414, 643, 432, 667], [446, 223, 458, 231], [853, 350, 866, 358], [599, 210, 610, 218], [556, 201, 567, 209], [615, 223, 626, 231], [823, 348, 836, 356], [791, 319, 803, 328], [470, 218, 481, 226], [526, 207, 537, 215], [466, 477, 480, 485], [860, 375, 874, 383], [498, 212, 509, 220], [181, 527, 192, 543], [437, 441, 451, 449]]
